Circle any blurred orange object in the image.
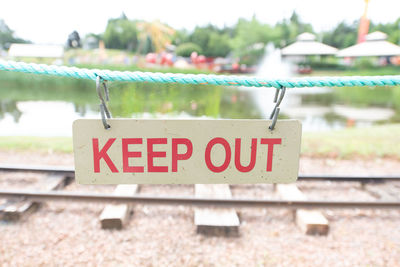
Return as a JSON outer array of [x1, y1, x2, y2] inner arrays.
[[346, 119, 355, 128]]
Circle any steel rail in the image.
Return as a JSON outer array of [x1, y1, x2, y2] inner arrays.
[[298, 175, 400, 182], [0, 164, 399, 183], [0, 164, 74, 174], [0, 190, 399, 209]]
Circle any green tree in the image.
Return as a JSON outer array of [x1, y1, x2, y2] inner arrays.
[[371, 18, 400, 45], [0, 19, 29, 49], [275, 11, 314, 47], [172, 29, 189, 46], [103, 15, 138, 51], [187, 25, 232, 57], [189, 26, 213, 52], [230, 17, 280, 64], [206, 32, 231, 57], [322, 21, 358, 49]]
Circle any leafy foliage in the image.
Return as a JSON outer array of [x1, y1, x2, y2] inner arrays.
[[275, 12, 314, 47], [322, 21, 358, 49], [0, 19, 30, 49], [103, 15, 138, 51], [183, 25, 231, 57], [175, 42, 202, 57], [229, 17, 274, 62], [4, 9, 400, 67], [371, 18, 400, 45]]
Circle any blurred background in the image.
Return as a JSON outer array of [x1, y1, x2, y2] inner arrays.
[[0, 0, 399, 157], [2, 1, 400, 266]]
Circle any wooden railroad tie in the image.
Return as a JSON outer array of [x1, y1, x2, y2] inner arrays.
[[0, 174, 68, 221], [99, 184, 139, 230], [276, 184, 329, 235], [194, 184, 240, 237]]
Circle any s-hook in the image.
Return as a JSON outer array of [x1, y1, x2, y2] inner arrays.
[[269, 86, 286, 131], [96, 75, 111, 129]]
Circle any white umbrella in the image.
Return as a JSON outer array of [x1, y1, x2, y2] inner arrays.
[[337, 31, 400, 57], [281, 33, 338, 56]]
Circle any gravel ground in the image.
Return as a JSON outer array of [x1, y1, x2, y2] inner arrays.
[[1, 151, 400, 266]]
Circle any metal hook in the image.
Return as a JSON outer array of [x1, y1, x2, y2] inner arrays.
[[269, 86, 286, 131], [103, 81, 110, 102], [96, 76, 111, 129]]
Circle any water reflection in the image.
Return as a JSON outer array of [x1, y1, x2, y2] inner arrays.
[[0, 68, 399, 136], [0, 74, 262, 136], [246, 43, 398, 130], [107, 82, 260, 119], [0, 100, 22, 122]]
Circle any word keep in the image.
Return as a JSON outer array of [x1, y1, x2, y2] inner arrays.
[[92, 137, 281, 174]]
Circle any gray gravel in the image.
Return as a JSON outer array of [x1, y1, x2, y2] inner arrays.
[[0, 152, 400, 266]]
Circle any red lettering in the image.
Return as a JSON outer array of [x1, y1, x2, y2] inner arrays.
[[205, 137, 231, 173], [147, 138, 168, 172], [234, 138, 257, 172], [172, 138, 193, 172], [92, 138, 118, 173], [122, 138, 144, 173], [260, 138, 282, 172]]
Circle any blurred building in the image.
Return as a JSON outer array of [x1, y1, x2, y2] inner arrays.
[[8, 43, 64, 63], [83, 36, 99, 50], [337, 31, 400, 58], [281, 33, 338, 73], [281, 33, 338, 57]]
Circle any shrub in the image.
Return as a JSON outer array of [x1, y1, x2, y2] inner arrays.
[[176, 42, 202, 57], [354, 57, 375, 69]]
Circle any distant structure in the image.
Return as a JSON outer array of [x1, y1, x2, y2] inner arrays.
[[337, 31, 400, 57], [8, 43, 64, 59], [357, 0, 370, 43], [67, 31, 81, 49], [281, 33, 338, 57], [281, 33, 338, 73], [83, 36, 99, 50]]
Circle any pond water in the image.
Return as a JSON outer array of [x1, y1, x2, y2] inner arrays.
[[0, 70, 398, 137], [241, 44, 398, 132], [1, 43, 400, 137]]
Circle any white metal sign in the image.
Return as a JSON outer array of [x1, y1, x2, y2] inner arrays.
[[73, 119, 302, 184]]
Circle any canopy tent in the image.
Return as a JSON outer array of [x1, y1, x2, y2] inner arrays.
[[281, 33, 338, 56], [337, 31, 400, 57]]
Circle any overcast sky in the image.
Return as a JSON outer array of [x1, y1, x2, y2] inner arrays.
[[0, 0, 399, 45]]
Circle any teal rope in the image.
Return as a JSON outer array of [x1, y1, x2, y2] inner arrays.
[[1, 60, 400, 88]]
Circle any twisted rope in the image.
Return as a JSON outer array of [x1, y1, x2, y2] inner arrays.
[[1, 60, 400, 88]]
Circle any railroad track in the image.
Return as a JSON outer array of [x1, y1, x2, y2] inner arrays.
[[1, 163, 400, 182], [1, 164, 400, 235]]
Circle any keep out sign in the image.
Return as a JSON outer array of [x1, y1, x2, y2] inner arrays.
[[73, 119, 302, 184]]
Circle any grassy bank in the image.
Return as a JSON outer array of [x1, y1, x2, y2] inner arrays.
[[310, 65, 400, 77], [1, 124, 400, 159], [0, 136, 72, 153], [301, 124, 400, 159]]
